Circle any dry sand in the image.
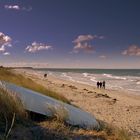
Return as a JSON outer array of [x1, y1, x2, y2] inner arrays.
[[14, 69, 140, 139]]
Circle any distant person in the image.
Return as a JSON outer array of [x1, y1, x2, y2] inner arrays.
[[99, 81, 102, 88], [103, 81, 106, 89], [97, 81, 99, 88], [44, 73, 47, 78]]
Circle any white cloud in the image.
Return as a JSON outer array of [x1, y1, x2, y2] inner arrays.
[[98, 36, 104, 39], [99, 55, 107, 59], [0, 45, 5, 52], [122, 45, 140, 56], [3, 52, 10, 55], [4, 5, 32, 11], [4, 5, 20, 10], [72, 34, 103, 53], [26, 42, 53, 53], [73, 35, 97, 43], [0, 32, 12, 52], [22, 6, 32, 12], [73, 42, 94, 53], [73, 34, 104, 43]]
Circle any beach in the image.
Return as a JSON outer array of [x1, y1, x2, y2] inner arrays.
[[14, 68, 140, 139]]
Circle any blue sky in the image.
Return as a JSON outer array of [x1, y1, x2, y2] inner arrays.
[[0, 0, 140, 68]]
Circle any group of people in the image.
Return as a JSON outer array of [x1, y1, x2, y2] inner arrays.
[[97, 81, 106, 89]]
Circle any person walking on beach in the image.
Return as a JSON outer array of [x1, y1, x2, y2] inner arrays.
[[103, 81, 105, 89], [99, 81, 102, 88], [97, 81, 99, 88], [44, 73, 47, 78]]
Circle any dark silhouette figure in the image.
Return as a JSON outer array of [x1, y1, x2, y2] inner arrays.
[[97, 81, 99, 88], [103, 81, 106, 89], [44, 73, 47, 78], [99, 82, 102, 88]]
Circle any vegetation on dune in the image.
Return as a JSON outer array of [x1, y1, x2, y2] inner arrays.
[[0, 68, 70, 104], [98, 121, 131, 140], [0, 86, 28, 139]]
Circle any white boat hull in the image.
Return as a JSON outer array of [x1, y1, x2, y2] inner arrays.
[[0, 81, 99, 129]]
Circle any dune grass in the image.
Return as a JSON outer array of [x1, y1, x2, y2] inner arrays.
[[0, 86, 28, 139], [38, 119, 131, 140], [0, 68, 70, 104], [98, 121, 131, 140]]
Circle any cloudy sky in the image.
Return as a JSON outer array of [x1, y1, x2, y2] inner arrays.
[[0, 0, 140, 68]]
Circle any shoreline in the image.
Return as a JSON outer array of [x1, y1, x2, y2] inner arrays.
[[14, 68, 140, 139], [32, 68, 140, 96]]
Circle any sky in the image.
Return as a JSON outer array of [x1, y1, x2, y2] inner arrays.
[[0, 0, 140, 68]]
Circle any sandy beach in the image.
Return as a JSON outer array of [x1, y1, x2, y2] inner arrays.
[[14, 69, 140, 139]]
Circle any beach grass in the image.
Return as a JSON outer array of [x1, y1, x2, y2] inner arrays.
[[0, 68, 70, 104], [38, 119, 131, 140], [98, 121, 131, 140], [0, 86, 28, 139]]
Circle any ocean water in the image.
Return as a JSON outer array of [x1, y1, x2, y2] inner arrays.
[[35, 68, 140, 94]]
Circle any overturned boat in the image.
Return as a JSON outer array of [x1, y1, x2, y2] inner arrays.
[[0, 81, 99, 129]]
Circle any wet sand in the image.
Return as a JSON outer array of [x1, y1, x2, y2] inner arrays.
[[14, 69, 140, 139]]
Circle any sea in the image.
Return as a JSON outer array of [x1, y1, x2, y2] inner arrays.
[[34, 68, 140, 95]]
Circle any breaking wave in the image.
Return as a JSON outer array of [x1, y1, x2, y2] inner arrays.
[[103, 74, 127, 80], [61, 73, 75, 82]]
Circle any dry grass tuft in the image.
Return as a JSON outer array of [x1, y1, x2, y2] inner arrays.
[[98, 120, 131, 140], [0, 85, 28, 139], [46, 104, 69, 122], [0, 86, 27, 122], [0, 68, 70, 104]]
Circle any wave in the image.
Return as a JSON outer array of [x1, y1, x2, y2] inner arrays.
[[90, 78, 97, 82], [136, 81, 140, 85], [75, 80, 91, 85], [128, 89, 140, 92], [103, 74, 112, 78], [108, 85, 123, 89], [61, 73, 75, 82], [83, 73, 89, 77], [103, 74, 127, 80], [82, 73, 97, 82], [48, 72, 53, 75]]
